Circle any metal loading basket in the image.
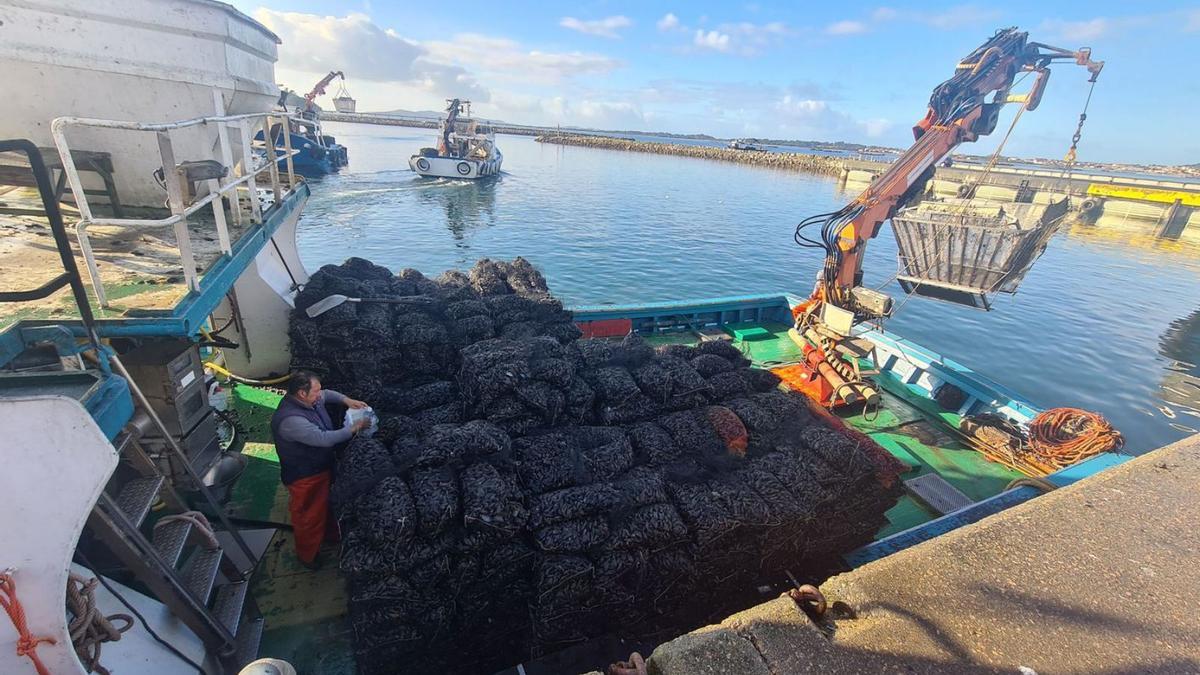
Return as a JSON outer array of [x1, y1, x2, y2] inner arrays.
[[890, 198, 1069, 310]]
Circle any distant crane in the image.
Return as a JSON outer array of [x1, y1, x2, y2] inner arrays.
[[301, 70, 346, 117]]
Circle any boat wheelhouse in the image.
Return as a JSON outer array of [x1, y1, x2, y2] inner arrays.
[[409, 99, 503, 179]]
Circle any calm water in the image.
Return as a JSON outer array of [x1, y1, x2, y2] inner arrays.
[[298, 123, 1200, 454]]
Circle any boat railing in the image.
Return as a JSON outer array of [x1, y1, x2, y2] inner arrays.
[[51, 104, 304, 308]]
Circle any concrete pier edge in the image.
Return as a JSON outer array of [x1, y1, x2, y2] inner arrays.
[[640, 434, 1200, 674]]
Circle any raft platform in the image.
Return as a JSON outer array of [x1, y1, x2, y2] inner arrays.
[[640, 433, 1200, 674]]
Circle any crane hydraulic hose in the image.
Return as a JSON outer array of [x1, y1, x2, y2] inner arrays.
[[199, 326, 292, 385]]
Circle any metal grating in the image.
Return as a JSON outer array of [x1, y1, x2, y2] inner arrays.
[[904, 473, 974, 515], [151, 519, 193, 568], [182, 547, 223, 604], [114, 476, 164, 528], [234, 615, 266, 668], [213, 581, 249, 634]]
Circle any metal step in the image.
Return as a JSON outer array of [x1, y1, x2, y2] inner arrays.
[[114, 476, 165, 528], [213, 581, 249, 635], [904, 473, 975, 515], [151, 519, 193, 568], [181, 547, 223, 604], [233, 614, 265, 667]]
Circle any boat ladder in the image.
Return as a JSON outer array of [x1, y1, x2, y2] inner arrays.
[[0, 141, 265, 670]]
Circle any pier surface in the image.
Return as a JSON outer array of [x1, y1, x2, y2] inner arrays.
[[641, 434, 1200, 674]]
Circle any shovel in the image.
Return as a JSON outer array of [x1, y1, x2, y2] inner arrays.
[[304, 293, 437, 318]]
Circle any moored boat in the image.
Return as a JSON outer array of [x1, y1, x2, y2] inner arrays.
[[409, 99, 503, 179], [728, 137, 765, 151]]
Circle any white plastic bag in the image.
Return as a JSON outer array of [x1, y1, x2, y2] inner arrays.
[[345, 406, 379, 438]]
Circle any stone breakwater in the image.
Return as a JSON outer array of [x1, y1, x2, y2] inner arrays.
[[535, 133, 850, 176]]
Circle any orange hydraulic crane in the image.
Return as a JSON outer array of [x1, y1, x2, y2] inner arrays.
[[789, 28, 1102, 408], [302, 70, 346, 114]]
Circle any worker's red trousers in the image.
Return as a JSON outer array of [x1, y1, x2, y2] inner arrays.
[[286, 471, 340, 564]]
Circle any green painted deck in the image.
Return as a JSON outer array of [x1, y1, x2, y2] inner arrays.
[[227, 321, 1021, 671], [226, 384, 356, 673]]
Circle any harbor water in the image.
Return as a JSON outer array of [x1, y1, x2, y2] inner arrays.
[[297, 123, 1200, 454]]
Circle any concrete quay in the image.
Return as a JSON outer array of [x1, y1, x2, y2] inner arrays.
[[640, 434, 1200, 674]]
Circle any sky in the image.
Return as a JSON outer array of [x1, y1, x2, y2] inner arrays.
[[230, 1, 1200, 165]]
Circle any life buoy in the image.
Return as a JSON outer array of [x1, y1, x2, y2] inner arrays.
[[956, 183, 974, 198], [457, 161, 472, 176], [416, 158, 430, 172], [1079, 197, 1101, 214]]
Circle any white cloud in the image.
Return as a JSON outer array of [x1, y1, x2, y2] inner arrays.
[[254, 10, 488, 101], [693, 29, 732, 52], [825, 20, 867, 35], [839, 4, 1000, 33], [1038, 18, 1111, 41], [871, 7, 899, 22], [1187, 10, 1200, 31], [657, 13, 681, 32], [775, 95, 891, 140], [559, 15, 632, 39], [426, 34, 621, 85], [923, 5, 1001, 29], [688, 21, 790, 55]]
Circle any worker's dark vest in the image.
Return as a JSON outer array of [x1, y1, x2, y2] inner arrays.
[[270, 395, 337, 485]]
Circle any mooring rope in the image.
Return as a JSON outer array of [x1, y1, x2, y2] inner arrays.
[[66, 573, 133, 675], [1027, 407, 1124, 469]]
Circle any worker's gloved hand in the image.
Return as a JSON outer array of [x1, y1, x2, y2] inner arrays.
[[344, 397, 369, 410]]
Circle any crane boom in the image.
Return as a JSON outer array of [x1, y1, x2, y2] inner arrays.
[[790, 28, 1102, 409], [800, 28, 1101, 306], [303, 70, 346, 112]]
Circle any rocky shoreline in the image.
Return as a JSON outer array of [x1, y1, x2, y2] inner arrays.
[[534, 133, 850, 176]]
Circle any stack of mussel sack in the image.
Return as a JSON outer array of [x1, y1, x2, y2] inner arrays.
[[287, 257, 905, 675]]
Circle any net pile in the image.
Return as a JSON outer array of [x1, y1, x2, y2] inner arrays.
[[288, 257, 905, 674]]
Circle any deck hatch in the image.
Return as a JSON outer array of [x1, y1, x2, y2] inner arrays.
[[904, 473, 974, 515]]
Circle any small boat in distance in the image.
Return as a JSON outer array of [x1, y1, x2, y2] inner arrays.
[[728, 138, 765, 151], [410, 99, 503, 179]]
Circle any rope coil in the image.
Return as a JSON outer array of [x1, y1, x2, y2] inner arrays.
[[1027, 407, 1123, 469], [66, 573, 133, 675]]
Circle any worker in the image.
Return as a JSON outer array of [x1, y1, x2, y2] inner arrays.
[[270, 370, 370, 569]]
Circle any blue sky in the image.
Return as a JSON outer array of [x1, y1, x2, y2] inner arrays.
[[232, 1, 1199, 165]]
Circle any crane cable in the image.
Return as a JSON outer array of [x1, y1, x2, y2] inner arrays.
[[880, 98, 1031, 321]]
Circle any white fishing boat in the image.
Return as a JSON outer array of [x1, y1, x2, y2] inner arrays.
[[409, 99, 503, 179], [728, 138, 765, 151]]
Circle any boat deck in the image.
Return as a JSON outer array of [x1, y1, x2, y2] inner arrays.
[[0, 193, 250, 323], [225, 320, 1019, 672]]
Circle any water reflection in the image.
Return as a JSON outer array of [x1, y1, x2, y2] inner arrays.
[[413, 176, 500, 241], [1158, 307, 1200, 435]]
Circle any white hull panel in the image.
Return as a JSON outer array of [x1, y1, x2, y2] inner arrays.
[[409, 151, 503, 179]]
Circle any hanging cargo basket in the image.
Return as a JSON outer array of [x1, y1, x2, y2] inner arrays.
[[333, 82, 356, 113], [891, 198, 1069, 310]]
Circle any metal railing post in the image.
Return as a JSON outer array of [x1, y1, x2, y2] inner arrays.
[[212, 90, 242, 230], [156, 131, 199, 292], [278, 115, 296, 186], [261, 116, 282, 205], [238, 120, 263, 223], [75, 223, 108, 308]]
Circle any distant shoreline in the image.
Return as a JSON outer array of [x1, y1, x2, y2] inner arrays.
[[532, 133, 849, 175], [321, 112, 1199, 181]]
